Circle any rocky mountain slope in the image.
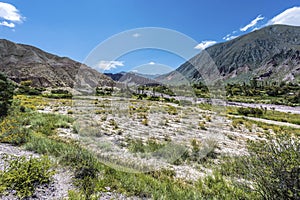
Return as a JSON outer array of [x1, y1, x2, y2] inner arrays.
[[157, 25, 300, 84], [0, 39, 113, 88]]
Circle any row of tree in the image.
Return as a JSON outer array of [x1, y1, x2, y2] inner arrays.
[[226, 79, 300, 103]]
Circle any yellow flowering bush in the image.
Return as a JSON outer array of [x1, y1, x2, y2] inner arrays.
[[0, 115, 28, 145]]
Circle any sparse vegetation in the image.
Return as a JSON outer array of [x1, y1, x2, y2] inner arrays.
[[0, 87, 299, 199]]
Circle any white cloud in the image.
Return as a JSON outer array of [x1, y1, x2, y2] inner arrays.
[[223, 34, 238, 41], [194, 40, 217, 50], [0, 20, 14, 28], [240, 15, 264, 32], [132, 33, 141, 38], [148, 61, 155, 65], [0, 2, 24, 28], [95, 61, 124, 70], [268, 6, 300, 26]]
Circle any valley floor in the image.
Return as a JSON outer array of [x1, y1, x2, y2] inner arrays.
[[0, 95, 299, 199]]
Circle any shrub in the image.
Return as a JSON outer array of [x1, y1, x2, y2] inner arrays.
[[17, 86, 43, 96], [246, 134, 300, 199], [198, 121, 207, 130], [141, 118, 149, 126], [237, 107, 263, 116], [42, 89, 72, 99], [51, 89, 69, 94], [0, 155, 54, 199], [0, 114, 29, 145], [167, 105, 178, 115]]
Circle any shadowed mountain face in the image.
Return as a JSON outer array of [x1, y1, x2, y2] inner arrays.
[[157, 25, 300, 84], [0, 39, 113, 88]]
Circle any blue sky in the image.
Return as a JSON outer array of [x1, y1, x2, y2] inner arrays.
[[0, 1, 300, 74]]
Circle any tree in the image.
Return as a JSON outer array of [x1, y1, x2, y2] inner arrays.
[[0, 73, 14, 117]]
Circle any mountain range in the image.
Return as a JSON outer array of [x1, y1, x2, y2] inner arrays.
[[104, 72, 160, 86], [0, 24, 299, 90], [157, 24, 300, 85]]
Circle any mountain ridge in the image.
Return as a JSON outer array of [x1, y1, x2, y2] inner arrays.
[[157, 24, 300, 84], [104, 72, 160, 86], [0, 39, 113, 89]]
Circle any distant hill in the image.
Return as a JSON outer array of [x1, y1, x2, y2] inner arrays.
[[104, 72, 160, 86], [157, 25, 300, 84], [132, 72, 161, 80], [0, 39, 113, 89]]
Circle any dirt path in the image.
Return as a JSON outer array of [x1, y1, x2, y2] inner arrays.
[[229, 115, 300, 129], [226, 101, 300, 114]]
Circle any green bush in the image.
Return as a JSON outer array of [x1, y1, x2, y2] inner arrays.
[[221, 133, 300, 199], [246, 134, 300, 199], [237, 107, 263, 116], [0, 155, 54, 199], [43, 90, 72, 99], [51, 89, 69, 94], [16, 85, 43, 95]]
